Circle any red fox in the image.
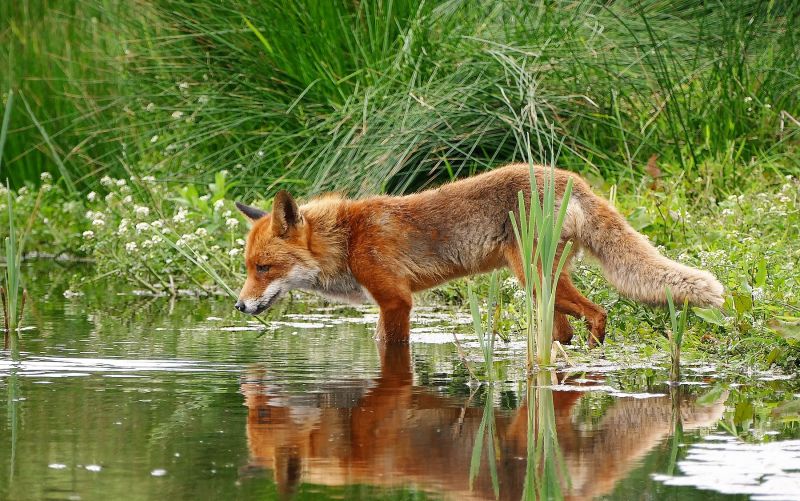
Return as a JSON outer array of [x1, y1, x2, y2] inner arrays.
[[234, 164, 723, 344]]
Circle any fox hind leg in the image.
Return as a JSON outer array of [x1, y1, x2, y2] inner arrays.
[[502, 245, 576, 344], [503, 244, 605, 346]]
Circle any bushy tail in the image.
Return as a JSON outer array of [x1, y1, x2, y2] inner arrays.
[[576, 195, 724, 307]]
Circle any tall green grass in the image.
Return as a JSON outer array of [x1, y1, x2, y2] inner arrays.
[[0, 0, 127, 187], [4, 1, 799, 193], [109, 0, 800, 197]]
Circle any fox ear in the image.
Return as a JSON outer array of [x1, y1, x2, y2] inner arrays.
[[272, 190, 301, 237], [235, 202, 268, 224]]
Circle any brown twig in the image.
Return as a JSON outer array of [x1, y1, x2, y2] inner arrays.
[[1, 286, 8, 335], [452, 331, 478, 380], [18, 289, 27, 331]]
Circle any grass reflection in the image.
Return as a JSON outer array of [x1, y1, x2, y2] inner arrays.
[[523, 371, 570, 501], [470, 386, 500, 499]]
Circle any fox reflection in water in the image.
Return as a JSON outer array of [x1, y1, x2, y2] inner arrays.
[[240, 346, 724, 500]]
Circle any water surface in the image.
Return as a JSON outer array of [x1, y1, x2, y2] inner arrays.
[[1, 264, 799, 500]]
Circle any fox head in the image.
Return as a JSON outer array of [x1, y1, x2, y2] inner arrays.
[[234, 191, 320, 315]]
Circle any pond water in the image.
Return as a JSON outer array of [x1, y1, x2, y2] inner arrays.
[[1, 264, 799, 500]]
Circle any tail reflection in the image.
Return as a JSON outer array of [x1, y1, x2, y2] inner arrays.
[[241, 345, 724, 499]]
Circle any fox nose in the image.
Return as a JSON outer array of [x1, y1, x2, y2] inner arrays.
[[235, 300, 246, 312]]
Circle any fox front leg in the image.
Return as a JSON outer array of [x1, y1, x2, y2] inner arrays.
[[374, 294, 413, 343]]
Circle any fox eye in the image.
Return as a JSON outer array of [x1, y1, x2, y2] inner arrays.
[[256, 264, 271, 274]]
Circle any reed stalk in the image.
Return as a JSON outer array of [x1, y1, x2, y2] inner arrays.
[[665, 287, 689, 383], [509, 160, 573, 370], [467, 270, 500, 381]]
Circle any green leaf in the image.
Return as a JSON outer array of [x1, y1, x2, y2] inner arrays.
[[732, 293, 753, 314], [771, 400, 800, 421], [755, 258, 768, 288], [626, 207, 652, 231], [696, 384, 726, 406], [693, 307, 727, 326], [768, 319, 800, 341]]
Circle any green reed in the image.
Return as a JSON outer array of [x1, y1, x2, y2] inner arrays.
[[2, 90, 23, 337], [510, 162, 573, 370], [665, 287, 689, 383], [467, 270, 500, 381]]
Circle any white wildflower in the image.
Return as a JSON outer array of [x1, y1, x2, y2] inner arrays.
[[122, 195, 133, 204], [744, 96, 753, 103], [171, 111, 184, 119], [40, 171, 53, 182], [198, 95, 209, 105], [87, 191, 97, 202], [721, 208, 734, 217], [151, 235, 163, 244], [173, 207, 188, 223], [82, 230, 95, 239], [210, 245, 220, 252], [151, 220, 164, 229], [213, 199, 225, 211], [135, 222, 151, 233], [105, 193, 115, 203], [41, 184, 52, 192], [100, 176, 113, 187], [150, 135, 159, 144], [256, 150, 265, 158], [228, 248, 241, 257], [752, 287, 765, 301], [142, 175, 156, 183], [199, 194, 210, 202], [125, 242, 138, 252], [92, 218, 105, 227], [134, 205, 150, 218], [225, 217, 239, 229], [235, 238, 245, 246], [222, 210, 232, 218], [195, 227, 208, 237], [178, 81, 189, 91], [118, 218, 130, 234], [145, 102, 155, 112], [116, 178, 126, 187]]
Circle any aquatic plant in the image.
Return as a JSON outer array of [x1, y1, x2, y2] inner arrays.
[[665, 287, 690, 383], [467, 270, 500, 381], [2, 90, 24, 337], [509, 160, 573, 369]]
